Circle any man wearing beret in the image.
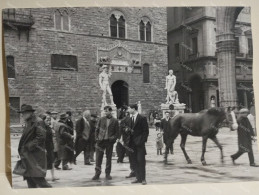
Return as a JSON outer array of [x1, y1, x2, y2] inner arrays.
[[16, 104, 52, 188]]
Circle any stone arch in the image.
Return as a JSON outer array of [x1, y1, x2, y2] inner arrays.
[[216, 7, 244, 108]]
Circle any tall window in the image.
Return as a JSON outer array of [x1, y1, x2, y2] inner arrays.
[[6, 56, 15, 78], [191, 37, 198, 54], [235, 37, 240, 53], [9, 97, 20, 124], [54, 10, 70, 31], [139, 21, 145, 41], [143, 63, 150, 83], [175, 43, 180, 58], [139, 20, 152, 42], [248, 38, 253, 57], [110, 14, 125, 38], [110, 14, 117, 37], [146, 22, 151, 42]]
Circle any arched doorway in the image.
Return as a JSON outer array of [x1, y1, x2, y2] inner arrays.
[[189, 74, 204, 113], [111, 80, 129, 109]]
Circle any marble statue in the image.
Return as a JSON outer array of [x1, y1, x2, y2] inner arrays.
[[99, 65, 115, 106], [165, 69, 179, 104]]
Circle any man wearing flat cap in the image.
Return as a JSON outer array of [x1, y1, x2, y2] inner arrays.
[[55, 113, 74, 170], [231, 108, 257, 167], [16, 104, 52, 188]]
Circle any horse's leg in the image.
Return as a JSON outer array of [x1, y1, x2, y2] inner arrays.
[[201, 136, 208, 165], [210, 136, 224, 163], [180, 134, 192, 164]]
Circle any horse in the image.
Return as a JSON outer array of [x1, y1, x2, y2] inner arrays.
[[164, 107, 231, 165]]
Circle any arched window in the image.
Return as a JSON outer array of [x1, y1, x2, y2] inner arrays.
[[146, 22, 151, 42], [139, 21, 145, 41], [6, 55, 15, 78], [139, 18, 152, 42], [54, 10, 62, 30], [62, 10, 69, 31], [54, 9, 70, 31], [109, 11, 126, 39], [118, 16, 125, 38], [110, 14, 117, 37], [143, 63, 150, 83]]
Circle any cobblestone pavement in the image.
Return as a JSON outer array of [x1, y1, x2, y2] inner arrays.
[[10, 127, 259, 188]]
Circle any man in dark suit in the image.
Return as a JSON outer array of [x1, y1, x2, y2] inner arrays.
[[16, 104, 52, 188], [127, 104, 149, 185], [74, 110, 92, 165], [92, 106, 119, 180], [161, 111, 173, 161]]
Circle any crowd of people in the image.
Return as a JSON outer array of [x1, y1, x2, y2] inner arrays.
[[13, 103, 257, 188], [13, 103, 149, 188]]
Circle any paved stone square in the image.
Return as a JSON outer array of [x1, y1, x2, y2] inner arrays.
[[10, 127, 259, 188]]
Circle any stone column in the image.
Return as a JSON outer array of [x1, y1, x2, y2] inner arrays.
[[216, 33, 238, 107], [216, 7, 243, 108]]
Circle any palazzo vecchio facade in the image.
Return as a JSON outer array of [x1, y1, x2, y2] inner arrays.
[[3, 7, 168, 124]]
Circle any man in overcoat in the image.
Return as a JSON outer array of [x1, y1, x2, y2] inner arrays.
[[231, 108, 257, 166], [74, 110, 92, 165], [17, 104, 52, 188], [55, 113, 74, 170], [92, 106, 119, 180]]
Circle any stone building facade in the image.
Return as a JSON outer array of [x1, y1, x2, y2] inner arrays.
[[3, 7, 168, 124], [167, 7, 253, 112]]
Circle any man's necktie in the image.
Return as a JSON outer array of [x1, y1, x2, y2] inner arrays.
[[131, 116, 134, 128]]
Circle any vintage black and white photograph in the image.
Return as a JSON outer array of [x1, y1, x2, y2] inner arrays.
[[3, 6, 259, 188]]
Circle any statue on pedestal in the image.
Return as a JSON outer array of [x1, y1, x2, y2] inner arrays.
[[165, 69, 179, 104], [99, 65, 115, 106]]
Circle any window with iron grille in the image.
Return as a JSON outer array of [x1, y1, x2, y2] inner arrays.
[[143, 63, 150, 83], [51, 54, 78, 71], [6, 55, 15, 78], [9, 97, 20, 124], [175, 43, 180, 58], [110, 14, 117, 37]]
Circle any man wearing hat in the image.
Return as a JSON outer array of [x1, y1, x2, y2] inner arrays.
[[231, 108, 257, 167], [55, 113, 74, 170], [16, 104, 52, 188]]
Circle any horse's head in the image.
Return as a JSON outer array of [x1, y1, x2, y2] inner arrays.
[[206, 107, 230, 128]]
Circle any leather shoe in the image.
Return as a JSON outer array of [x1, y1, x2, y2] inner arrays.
[[92, 174, 100, 180], [62, 166, 72, 170], [126, 172, 136, 178], [106, 174, 112, 180], [84, 162, 93, 165], [250, 163, 259, 167], [142, 180, 147, 185], [131, 179, 141, 184]]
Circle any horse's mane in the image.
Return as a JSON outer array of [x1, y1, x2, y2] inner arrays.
[[206, 107, 225, 116]]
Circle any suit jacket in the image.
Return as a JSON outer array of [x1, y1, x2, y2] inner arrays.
[[95, 116, 119, 143], [124, 114, 149, 146], [18, 114, 47, 177]]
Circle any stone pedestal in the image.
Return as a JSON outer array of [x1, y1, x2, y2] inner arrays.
[[101, 104, 117, 118], [161, 103, 186, 118]]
